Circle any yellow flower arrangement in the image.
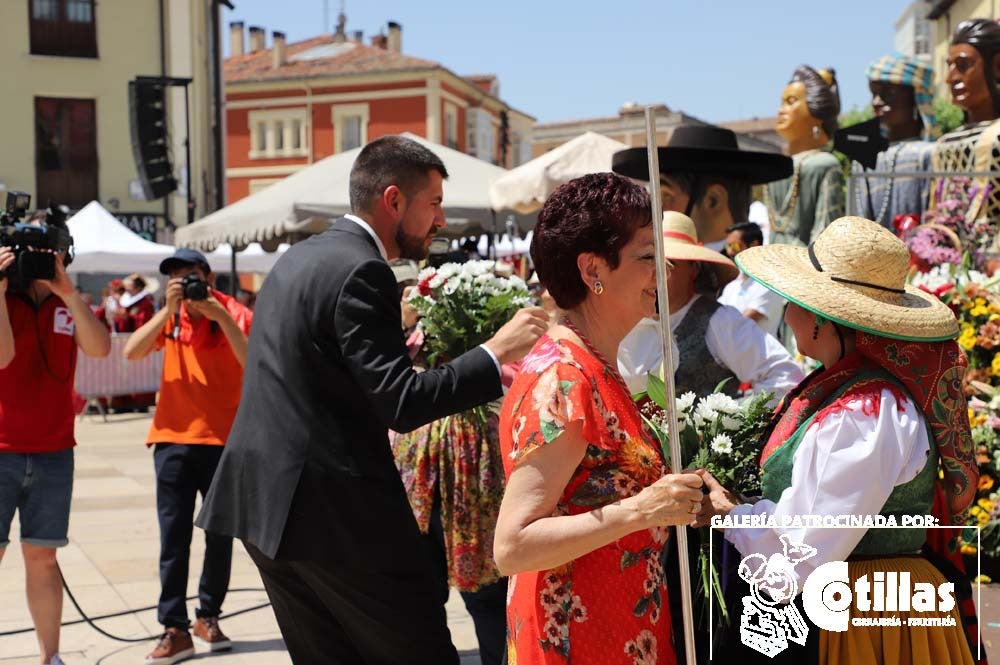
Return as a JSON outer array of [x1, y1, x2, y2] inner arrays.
[[978, 511, 990, 526], [959, 326, 978, 351], [981, 475, 996, 491], [971, 304, 990, 317], [978, 497, 995, 512], [993, 354, 1000, 377], [961, 543, 978, 555]]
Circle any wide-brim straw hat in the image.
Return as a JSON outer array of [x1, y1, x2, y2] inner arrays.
[[736, 216, 958, 341], [661, 212, 739, 287]]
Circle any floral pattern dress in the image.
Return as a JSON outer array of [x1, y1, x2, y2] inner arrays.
[[499, 336, 676, 665]]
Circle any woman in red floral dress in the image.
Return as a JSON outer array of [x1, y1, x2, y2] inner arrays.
[[495, 173, 704, 665]]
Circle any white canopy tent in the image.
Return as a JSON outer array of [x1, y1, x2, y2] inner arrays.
[[176, 133, 534, 251], [488, 132, 628, 214], [66, 201, 174, 274], [67, 201, 286, 275], [206, 242, 289, 274]]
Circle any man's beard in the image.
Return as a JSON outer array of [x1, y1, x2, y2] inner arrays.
[[396, 227, 432, 260]]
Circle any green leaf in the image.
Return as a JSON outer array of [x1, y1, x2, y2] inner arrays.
[[620, 550, 640, 570], [540, 420, 562, 443], [559, 380, 575, 395], [646, 372, 667, 409], [712, 377, 733, 394], [633, 595, 650, 617]]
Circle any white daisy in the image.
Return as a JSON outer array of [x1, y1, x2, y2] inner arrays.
[[710, 434, 733, 455]]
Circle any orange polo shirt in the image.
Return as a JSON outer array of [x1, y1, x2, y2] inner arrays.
[[146, 289, 252, 446]]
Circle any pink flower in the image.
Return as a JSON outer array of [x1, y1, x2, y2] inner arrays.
[[520, 337, 562, 375]]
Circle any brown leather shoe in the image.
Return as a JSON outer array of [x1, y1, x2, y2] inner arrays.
[[145, 627, 195, 665], [192, 616, 232, 652]]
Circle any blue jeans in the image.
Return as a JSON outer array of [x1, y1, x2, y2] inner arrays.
[[0, 449, 74, 549], [154, 443, 232, 629]]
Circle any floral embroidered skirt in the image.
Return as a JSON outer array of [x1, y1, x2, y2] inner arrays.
[[391, 408, 505, 592]]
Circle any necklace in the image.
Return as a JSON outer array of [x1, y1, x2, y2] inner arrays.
[[854, 142, 903, 226], [559, 315, 631, 395], [764, 149, 821, 233]]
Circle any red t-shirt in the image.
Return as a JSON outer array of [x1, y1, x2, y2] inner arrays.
[[0, 293, 78, 453], [146, 289, 253, 446]]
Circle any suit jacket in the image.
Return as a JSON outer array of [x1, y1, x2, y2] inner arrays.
[[196, 218, 502, 564]]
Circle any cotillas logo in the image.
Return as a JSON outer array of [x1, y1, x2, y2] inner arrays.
[[738, 536, 958, 658], [738, 534, 814, 658]]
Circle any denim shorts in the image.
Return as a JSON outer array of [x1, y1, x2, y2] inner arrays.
[[0, 448, 74, 549]]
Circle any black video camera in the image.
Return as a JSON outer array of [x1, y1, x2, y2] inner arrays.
[[0, 192, 74, 282], [181, 273, 209, 300]]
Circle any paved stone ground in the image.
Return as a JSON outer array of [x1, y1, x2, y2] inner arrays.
[[0, 412, 997, 664], [0, 413, 481, 665]]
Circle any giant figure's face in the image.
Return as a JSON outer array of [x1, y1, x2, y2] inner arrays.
[[869, 81, 920, 141], [776, 81, 821, 143], [947, 43, 996, 123]]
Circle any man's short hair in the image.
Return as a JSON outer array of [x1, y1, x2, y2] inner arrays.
[[726, 222, 764, 246], [349, 135, 449, 214]]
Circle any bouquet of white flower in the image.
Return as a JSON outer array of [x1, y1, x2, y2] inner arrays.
[[637, 374, 774, 624], [408, 260, 533, 367]]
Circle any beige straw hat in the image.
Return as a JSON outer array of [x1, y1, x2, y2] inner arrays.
[[661, 212, 739, 287], [736, 216, 958, 341]]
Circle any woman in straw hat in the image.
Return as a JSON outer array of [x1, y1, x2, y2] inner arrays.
[[695, 216, 978, 665], [618, 212, 802, 402], [495, 173, 705, 665]]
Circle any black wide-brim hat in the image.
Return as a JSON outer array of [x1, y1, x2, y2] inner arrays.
[[612, 125, 793, 184]]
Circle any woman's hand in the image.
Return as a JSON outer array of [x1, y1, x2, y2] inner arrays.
[[692, 469, 741, 528], [625, 472, 704, 528]]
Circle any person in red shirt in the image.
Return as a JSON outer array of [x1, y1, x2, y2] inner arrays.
[[123, 249, 251, 664], [122, 273, 156, 330], [0, 211, 111, 665]]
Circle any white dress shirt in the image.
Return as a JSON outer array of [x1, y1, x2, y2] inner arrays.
[[618, 295, 803, 399], [719, 272, 786, 338], [344, 213, 388, 260], [724, 389, 931, 588]]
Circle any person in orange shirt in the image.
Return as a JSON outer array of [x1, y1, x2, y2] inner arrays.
[[123, 249, 252, 665]]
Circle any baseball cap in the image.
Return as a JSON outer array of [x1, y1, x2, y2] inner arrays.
[[160, 248, 211, 275]]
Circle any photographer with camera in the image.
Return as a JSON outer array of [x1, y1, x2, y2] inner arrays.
[[0, 203, 111, 665], [123, 249, 252, 665]]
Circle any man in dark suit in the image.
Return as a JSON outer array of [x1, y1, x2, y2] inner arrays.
[[196, 135, 548, 664]]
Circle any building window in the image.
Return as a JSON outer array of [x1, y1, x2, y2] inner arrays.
[[274, 121, 285, 151], [467, 107, 498, 163], [29, 0, 97, 58], [35, 97, 98, 209], [248, 108, 309, 159], [333, 103, 369, 153], [444, 103, 459, 149]]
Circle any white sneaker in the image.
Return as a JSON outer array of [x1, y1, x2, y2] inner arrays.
[[47, 656, 66, 665]]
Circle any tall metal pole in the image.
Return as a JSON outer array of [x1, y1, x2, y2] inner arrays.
[[645, 106, 697, 665], [183, 84, 193, 226]]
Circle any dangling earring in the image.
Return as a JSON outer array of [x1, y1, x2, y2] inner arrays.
[[812, 314, 827, 340], [593, 280, 604, 295], [812, 125, 821, 139]]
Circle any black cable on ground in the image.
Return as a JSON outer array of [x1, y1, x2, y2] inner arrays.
[[0, 564, 271, 643]]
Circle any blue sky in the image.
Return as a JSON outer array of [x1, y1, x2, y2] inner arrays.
[[224, 0, 912, 124]]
